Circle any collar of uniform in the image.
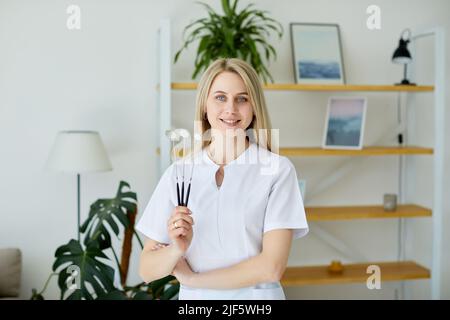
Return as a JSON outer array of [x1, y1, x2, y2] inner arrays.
[[202, 142, 257, 169]]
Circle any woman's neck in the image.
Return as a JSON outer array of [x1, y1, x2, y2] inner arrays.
[[207, 136, 250, 165]]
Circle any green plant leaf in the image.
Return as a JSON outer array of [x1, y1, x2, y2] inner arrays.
[[221, 0, 232, 17], [224, 26, 234, 50], [52, 239, 115, 300], [151, 275, 177, 299], [132, 291, 154, 300], [231, 0, 239, 14], [80, 181, 137, 249], [160, 282, 180, 300], [97, 290, 129, 300]]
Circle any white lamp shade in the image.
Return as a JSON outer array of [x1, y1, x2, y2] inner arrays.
[[392, 56, 412, 64], [46, 131, 113, 173]]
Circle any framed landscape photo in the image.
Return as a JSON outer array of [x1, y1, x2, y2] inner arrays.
[[290, 23, 345, 84], [322, 97, 367, 150]]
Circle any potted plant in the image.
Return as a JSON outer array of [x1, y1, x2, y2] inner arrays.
[[31, 181, 179, 300], [174, 0, 283, 83]]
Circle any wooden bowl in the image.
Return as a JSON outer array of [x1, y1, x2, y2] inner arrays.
[[327, 260, 344, 274]]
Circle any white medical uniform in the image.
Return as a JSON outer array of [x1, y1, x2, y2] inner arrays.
[[136, 142, 309, 300]]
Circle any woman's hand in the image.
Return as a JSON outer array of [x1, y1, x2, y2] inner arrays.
[[167, 206, 194, 255], [172, 257, 195, 285]]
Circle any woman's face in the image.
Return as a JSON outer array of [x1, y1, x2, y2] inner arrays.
[[205, 71, 254, 135]]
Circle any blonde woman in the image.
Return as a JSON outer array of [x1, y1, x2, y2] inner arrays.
[[137, 58, 308, 300]]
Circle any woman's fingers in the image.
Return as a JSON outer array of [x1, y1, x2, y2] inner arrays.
[[169, 220, 191, 233], [168, 214, 194, 227], [168, 222, 191, 236], [168, 210, 194, 227], [150, 243, 168, 251], [167, 206, 194, 241], [175, 219, 192, 231], [175, 206, 191, 214], [172, 227, 188, 237], [174, 206, 192, 218]]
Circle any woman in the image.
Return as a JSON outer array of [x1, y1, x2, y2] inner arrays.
[[137, 58, 308, 300]]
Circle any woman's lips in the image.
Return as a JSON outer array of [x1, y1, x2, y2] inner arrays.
[[220, 119, 241, 127]]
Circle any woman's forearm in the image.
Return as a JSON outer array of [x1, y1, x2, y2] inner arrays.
[[139, 244, 182, 283], [184, 253, 279, 289]]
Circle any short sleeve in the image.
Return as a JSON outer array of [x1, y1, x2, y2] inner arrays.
[[135, 165, 175, 244], [263, 157, 309, 240]]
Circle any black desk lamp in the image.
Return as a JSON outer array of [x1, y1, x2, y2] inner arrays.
[[392, 28, 416, 86]]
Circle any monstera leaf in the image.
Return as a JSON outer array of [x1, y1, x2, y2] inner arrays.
[[80, 181, 137, 250], [52, 239, 116, 300], [97, 290, 129, 300], [159, 281, 180, 300], [150, 275, 179, 299], [97, 289, 154, 300]]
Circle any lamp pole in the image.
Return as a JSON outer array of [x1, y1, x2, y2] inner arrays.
[[77, 173, 81, 242]]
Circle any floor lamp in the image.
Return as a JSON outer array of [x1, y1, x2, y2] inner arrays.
[[46, 130, 112, 242]]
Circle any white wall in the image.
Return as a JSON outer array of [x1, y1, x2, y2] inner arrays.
[[0, 0, 449, 299]]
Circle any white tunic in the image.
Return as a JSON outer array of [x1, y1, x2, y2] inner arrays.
[[136, 142, 309, 300]]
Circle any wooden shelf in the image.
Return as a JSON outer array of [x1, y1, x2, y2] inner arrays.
[[280, 146, 433, 156], [306, 204, 432, 221], [171, 82, 434, 92], [281, 261, 430, 286], [157, 146, 433, 157]]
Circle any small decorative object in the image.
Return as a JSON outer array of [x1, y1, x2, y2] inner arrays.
[[298, 179, 306, 200], [384, 193, 398, 211], [327, 260, 344, 274], [174, 0, 283, 83], [322, 97, 367, 150], [290, 23, 345, 84], [392, 28, 416, 86]]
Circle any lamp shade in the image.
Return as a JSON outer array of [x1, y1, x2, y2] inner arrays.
[[392, 38, 412, 64], [46, 131, 112, 173]]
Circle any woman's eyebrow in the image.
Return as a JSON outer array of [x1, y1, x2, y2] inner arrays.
[[213, 90, 248, 95]]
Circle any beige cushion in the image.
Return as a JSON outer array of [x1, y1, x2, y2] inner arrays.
[[0, 248, 22, 298]]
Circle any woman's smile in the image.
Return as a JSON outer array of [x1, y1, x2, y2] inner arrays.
[[219, 118, 241, 128]]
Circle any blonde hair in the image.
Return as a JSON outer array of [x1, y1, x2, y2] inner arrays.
[[194, 58, 274, 152]]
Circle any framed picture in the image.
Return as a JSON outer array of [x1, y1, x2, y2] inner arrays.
[[322, 97, 367, 150], [290, 23, 345, 84]]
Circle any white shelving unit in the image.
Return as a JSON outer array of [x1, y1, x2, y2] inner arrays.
[[155, 19, 445, 299]]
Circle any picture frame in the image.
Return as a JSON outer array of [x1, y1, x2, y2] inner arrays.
[[322, 97, 367, 150], [290, 23, 345, 84]]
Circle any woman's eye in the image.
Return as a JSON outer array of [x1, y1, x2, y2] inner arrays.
[[215, 95, 247, 103]]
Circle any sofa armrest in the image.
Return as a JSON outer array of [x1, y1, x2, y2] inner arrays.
[[0, 248, 22, 298]]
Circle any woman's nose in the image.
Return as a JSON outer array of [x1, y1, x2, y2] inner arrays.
[[223, 99, 238, 113]]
